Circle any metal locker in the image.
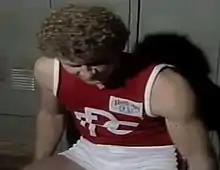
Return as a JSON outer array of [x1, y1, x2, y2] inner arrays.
[[138, 0, 220, 161], [0, 0, 50, 155], [138, 0, 220, 81]]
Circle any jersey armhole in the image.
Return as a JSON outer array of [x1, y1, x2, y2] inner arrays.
[[53, 58, 60, 96], [144, 64, 174, 117]]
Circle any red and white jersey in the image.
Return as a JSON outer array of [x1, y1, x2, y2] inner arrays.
[[53, 58, 173, 147], [53, 58, 184, 170]]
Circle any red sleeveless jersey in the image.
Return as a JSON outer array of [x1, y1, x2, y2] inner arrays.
[[54, 60, 173, 147]]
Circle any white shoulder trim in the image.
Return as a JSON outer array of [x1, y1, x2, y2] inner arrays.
[[144, 64, 174, 117], [53, 58, 60, 96]]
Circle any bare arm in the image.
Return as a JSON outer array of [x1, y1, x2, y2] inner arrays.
[[34, 57, 65, 160], [151, 69, 218, 170]]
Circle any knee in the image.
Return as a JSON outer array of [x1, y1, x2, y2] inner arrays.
[[21, 163, 39, 170]]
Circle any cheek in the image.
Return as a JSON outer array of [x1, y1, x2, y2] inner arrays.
[[96, 66, 114, 76]]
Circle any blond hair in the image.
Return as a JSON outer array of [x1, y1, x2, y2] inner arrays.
[[37, 4, 129, 62]]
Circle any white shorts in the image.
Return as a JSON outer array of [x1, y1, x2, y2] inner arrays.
[[59, 137, 178, 170]]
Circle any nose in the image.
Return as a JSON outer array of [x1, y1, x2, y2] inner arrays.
[[79, 65, 94, 79]]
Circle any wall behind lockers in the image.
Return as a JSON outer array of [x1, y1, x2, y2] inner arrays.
[[0, 0, 219, 156], [138, 0, 220, 82]]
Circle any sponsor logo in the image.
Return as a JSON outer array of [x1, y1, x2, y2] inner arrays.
[[109, 96, 143, 117]]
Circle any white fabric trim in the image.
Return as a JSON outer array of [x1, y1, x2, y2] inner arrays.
[[144, 64, 174, 117], [53, 59, 60, 96]]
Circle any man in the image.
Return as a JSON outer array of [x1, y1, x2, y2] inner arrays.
[[24, 4, 217, 170]]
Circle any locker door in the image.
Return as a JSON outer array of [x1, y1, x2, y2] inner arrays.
[[139, 0, 220, 81], [51, 0, 139, 52], [0, 0, 50, 155], [139, 0, 220, 160]]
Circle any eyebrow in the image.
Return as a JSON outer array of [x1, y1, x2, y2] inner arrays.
[[67, 63, 82, 67]]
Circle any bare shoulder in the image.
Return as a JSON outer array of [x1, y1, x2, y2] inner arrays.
[[151, 68, 196, 119], [34, 57, 55, 91], [155, 68, 191, 93]]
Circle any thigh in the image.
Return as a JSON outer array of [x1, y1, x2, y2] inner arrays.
[[22, 155, 85, 170]]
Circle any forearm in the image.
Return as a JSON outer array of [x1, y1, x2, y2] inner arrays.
[[166, 119, 218, 170], [180, 122, 218, 170], [34, 111, 64, 160]]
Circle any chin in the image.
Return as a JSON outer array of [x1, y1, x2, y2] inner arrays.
[[83, 79, 100, 85]]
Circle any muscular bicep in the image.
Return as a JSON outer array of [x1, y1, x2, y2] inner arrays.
[[165, 111, 211, 159], [39, 86, 61, 114], [164, 87, 216, 170], [151, 69, 215, 161]]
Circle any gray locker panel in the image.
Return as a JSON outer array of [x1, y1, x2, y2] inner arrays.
[[51, 0, 139, 51], [0, 0, 50, 116], [0, 114, 35, 155], [139, 0, 220, 81], [0, 113, 66, 155], [217, 43, 220, 85]]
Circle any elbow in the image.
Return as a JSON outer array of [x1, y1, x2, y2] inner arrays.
[[185, 152, 218, 170], [37, 109, 63, 119]]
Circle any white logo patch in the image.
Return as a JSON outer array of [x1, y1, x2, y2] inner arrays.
[[109, 96, 143, 117], [75, 107, 139, 137]]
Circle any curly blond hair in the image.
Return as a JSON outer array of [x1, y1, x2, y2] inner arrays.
[[37, 4, 129, 62]]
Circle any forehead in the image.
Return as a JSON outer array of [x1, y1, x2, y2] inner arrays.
[[61, 53, 119, 66]]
